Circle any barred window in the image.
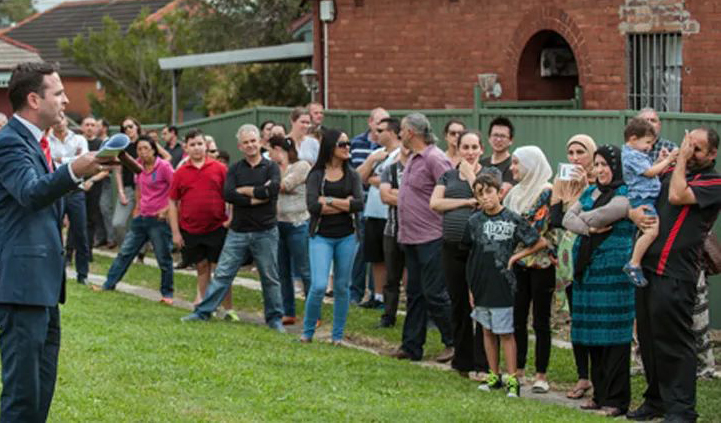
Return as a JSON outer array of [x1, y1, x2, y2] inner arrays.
[[627, 33, 683, 112]]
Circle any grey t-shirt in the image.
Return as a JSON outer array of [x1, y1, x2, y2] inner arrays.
[[461, 207, 539, 308], [437, 166, 502, 243]]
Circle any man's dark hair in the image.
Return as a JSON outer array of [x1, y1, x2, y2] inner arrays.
[[443, 118, 466, 135], [98, 118, 110, 130], [488, 116, 514, 139], [380, 117, 401, 138], [473, 172, 501, 192], [8, 62, 59, 112], [165, 125, 178, 136], [184, 128, 204, 142], [624, 117, 656, 141], [701, 126, 719, 151]]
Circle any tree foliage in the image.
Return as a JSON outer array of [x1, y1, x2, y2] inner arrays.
[[59, 10, 195, 123], [182, 0, 311, 114], [58, 0, 311, 122], [0, 0, 35, 27]]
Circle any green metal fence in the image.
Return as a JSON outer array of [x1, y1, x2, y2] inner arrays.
[[164, 105, 721, 328]]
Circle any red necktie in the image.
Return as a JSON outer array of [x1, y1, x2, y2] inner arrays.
[[39, 136, 54, 172]]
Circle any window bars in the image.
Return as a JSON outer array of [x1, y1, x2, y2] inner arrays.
[[627, 33, 683, 112]]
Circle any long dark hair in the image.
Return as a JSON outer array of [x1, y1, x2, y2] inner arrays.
[[311, 128, 350, 174], [120, 116, 142, 136], [269, 135, 299, 163]]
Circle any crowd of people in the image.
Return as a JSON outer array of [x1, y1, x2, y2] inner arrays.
[[2, 80, 719, 421]]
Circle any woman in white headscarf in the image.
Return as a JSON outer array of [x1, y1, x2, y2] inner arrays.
[[503, 145, 555, 394]]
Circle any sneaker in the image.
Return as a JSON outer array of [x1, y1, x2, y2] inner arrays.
[[478, 372, 503, 392], [180, 313, 208, 322], [224, 309, 240, 322], [269, 320, 286, 333], [623, 262, 648, 287], [506, 375, 521, 398], [359, 298, 384, 309]]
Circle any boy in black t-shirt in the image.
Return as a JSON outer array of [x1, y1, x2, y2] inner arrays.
[[461, 174, 546, 398]]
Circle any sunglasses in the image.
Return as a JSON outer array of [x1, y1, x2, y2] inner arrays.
[[208, 149, 218, 154], [122, 125, 135, 130], [447, 131, 462, 137], [336, 141, 351, 148]]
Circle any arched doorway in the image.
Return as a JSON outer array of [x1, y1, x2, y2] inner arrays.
[[517, 30, 579, 100]]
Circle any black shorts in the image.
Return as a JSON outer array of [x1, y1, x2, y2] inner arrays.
[[181, 226, 227, 265], [363, 217, 386, 263]]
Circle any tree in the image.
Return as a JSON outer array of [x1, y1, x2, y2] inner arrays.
[[182, 0, 311, 114], [0, 0, 35, 27], [59, 10, 195, 123]]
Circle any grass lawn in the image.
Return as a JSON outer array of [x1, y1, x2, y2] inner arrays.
[[49, 282, 612, 422], [85, 255, 721, 420]]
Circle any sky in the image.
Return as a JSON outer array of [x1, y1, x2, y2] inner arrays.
[[34, 0, 93, 12]]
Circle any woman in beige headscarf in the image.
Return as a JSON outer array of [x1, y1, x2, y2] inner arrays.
[[549, 134, 597, 400], [503, 145, 555, 393]]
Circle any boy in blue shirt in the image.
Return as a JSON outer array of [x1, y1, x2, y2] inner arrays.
[[621, 118, 678, 286], [461, 173, 546, 398]]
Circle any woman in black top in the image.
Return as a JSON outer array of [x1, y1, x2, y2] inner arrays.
[[430, 130, 500, 375], [301, 128, 363, 345]]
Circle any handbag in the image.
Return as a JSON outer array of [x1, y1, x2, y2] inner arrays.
[[702, 232, 721, 276]]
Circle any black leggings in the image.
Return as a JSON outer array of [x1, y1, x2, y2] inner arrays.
[[441, 241, 489, 372], [513, 265, 555, 373], [566, 284, 590, 379]]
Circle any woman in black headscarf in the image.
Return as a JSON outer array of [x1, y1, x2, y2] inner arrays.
[[562, 145, 635, 417]]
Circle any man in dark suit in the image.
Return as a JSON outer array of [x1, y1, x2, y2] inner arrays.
[[0, 62, 108, 422]]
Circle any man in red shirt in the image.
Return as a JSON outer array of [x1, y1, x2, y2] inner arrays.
[[168, 129, 237, 320]]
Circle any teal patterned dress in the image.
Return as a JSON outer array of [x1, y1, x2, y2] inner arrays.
[[571, 185, 635, 346]]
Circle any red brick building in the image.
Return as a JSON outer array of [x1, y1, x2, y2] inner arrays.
[[310, 0, 720, 113]]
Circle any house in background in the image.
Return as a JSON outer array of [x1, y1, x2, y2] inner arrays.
[[0, 35, 43, 116], [309, 0, 719, 113], [1, 0, 179, 121]]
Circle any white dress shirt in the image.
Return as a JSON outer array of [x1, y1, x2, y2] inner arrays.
[[14, 114, 82, 182]]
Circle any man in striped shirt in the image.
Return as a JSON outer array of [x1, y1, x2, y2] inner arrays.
[[349, 107, 389, 303]]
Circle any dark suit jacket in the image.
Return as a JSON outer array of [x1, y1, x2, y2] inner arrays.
[[0, 117, 78, 306]]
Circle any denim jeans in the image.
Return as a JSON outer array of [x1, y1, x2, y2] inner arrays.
[[194, 228, 283, 326], [112, 186, 135, 244], [277, 220, 311, 317], [64, 191, 89, 281], [350, 217, 374, 302], [99, 178, 115, 243], [401, 238, 454, 360], [302, 234, 356, 341], [103, 216, 174, 297]]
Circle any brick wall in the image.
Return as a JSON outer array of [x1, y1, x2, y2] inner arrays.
[[62, 76, 102, 120], [314, 0, 719, 113]]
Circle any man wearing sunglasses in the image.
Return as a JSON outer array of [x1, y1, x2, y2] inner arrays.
[[349, 107, 390, 304]]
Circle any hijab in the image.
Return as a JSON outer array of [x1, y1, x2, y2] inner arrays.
[[566, 134, 597, 177], [574, 144, 624, 282], [503, 146, 553, 214], [559, 134, 597, 207]]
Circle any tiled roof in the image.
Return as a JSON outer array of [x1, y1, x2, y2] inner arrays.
[[0, 35, 42, 70], [2, 0, 174, 77]]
